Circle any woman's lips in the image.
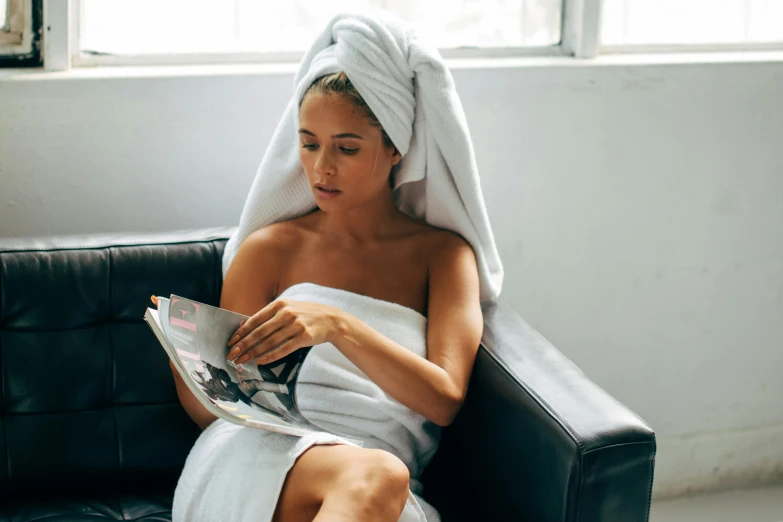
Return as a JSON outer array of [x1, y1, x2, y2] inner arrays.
[[316, 186, 341, 199]]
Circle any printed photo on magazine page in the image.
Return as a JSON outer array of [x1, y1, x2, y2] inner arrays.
[[151, 295, 325, 433]]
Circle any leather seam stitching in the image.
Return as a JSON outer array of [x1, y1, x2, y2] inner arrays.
[[4, 402, 182, 417], [0, 231, 234, 254], [645, 451, 656, 521], [480, 341, 585, 451], [577, 452, 584, 522], [109, 247, 122, 483], [577, 441, 657, 521], [582, 439, 656, 455]]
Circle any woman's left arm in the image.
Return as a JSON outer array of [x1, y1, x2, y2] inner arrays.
[[331, 233, 483, 427]]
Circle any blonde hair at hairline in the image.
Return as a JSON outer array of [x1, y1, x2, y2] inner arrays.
[[301, 72, 396, 151]]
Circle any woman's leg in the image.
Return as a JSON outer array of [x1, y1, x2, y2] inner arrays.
[[273, 445, 410, 522]]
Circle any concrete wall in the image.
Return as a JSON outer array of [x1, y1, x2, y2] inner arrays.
[[2, 52, 782, 499]]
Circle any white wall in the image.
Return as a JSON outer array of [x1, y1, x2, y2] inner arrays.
[[2, 53, 782, 499]]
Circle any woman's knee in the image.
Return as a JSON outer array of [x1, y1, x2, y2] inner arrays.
[[336, 449, 410, 506], [273, 445, 409, 522]]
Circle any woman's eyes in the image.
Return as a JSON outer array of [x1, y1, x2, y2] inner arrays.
[[301, 144, 359, 155]]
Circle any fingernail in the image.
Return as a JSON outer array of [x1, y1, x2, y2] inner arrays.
[[228, 335, 238, 346], [227, 347, 240, 360], [236, 355, 250, 364]]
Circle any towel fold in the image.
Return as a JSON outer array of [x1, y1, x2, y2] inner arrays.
[[289, 282, 440, 480], [222, 11, 503, 302]]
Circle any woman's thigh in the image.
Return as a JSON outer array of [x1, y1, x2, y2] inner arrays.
[[272, 444, 409, 522]]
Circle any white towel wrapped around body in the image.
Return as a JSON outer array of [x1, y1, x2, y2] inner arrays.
[[172, 282, 441, 522], [222, 11, 503, 302]]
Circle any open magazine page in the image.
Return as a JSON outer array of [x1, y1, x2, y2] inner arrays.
[[144, 308, 317, 436], [146, 295, 328, 437]]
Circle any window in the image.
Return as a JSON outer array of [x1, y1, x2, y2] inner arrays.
[[0, 0, 42, 67], [5, 0, 783, 69], [76, 0, 566, 66], [601, 0, 783, 49]]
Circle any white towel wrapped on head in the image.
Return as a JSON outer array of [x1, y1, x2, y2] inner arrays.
[[222, 11, 504, 302]]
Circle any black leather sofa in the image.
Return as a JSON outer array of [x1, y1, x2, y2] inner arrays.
[[0, 227, 655, 521]]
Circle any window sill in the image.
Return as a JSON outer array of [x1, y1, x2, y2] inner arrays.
[[1, 49, 782, 82]]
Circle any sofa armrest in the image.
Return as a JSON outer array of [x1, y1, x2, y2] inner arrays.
[[421, 301, 656, 522]]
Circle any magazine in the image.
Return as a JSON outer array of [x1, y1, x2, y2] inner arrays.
[[143, 294, 332, 438]]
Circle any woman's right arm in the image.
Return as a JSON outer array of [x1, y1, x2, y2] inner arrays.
[[172, 226, 286, 430]]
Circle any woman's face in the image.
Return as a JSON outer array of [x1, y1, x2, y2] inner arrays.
[[298, 92, 401, 209]]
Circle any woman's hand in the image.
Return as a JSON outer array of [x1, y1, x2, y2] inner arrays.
[[226, 299, 344, 366]]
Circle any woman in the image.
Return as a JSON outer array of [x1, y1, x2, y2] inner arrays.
[[170, 12, 501, 522]]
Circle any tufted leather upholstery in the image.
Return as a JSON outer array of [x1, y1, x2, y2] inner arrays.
[[0, 228, 655, 521]]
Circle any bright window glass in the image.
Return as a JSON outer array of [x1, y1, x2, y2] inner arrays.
[[0, 0, 8, 30], [601, 0, 783, 46], [80, 0, 563, 55]]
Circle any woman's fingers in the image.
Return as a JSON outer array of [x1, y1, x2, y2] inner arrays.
[[229, 301, 285, 347], [249, 339, 296, 365], [229, 316, 285, 361], [253, 341, 298, 365], [236, 329, 296, 364]]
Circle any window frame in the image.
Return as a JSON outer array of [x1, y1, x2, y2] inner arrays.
[[601, 41, 783, 55], [22, 0, 783, 71], [0, 0, 42, 67]]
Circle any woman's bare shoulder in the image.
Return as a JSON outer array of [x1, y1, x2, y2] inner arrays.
[[412, 220, 471, 256], [222, 222, 305, 313], [239, 216, 316, 268], [243, 218, 309, 249]]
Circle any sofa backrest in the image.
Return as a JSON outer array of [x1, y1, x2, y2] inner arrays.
[[0, 228, 235, 498]]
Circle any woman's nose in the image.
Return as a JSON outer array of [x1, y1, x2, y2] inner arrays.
[[313, 149, 335, 176]]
